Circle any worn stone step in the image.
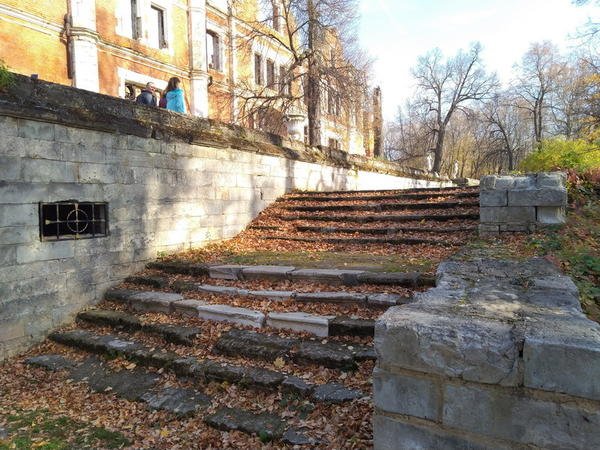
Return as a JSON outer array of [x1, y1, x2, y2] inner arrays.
[[266, 311, 334, 337], [290, 186, 478, 196], [146, 261, 210, 276], [276, 212, 480, 223], [288, 191, 479, 202], [26, 355, 211, 417], [125, 275, 169, 289], [204, 407, 287, 441], [264, 236, 444, 246], [329, 317, 375, 337], [77, 310, 201, 345], [283, 201, 479, 213], [105, 289, 266, 329], [214, 329, 374, 370], [295, 225, 478, 234], [49, 330, 364, 402]]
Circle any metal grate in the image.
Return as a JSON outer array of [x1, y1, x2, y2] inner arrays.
[[40, 202, 108, 241]]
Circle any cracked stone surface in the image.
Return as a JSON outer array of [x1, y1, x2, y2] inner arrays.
[[311, 383, 363, 404], [141, 387, 211, 417], [204, 407, 286, 440], [25, 355, 76, 371]]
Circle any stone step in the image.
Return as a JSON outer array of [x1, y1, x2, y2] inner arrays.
[[213, 329, 375, 370], [49, 330, 363, 402], [77, 309, 201, 345], [263, 236, 445, 246], [148, 262, 434, 288], [105, 289, 383, 337], [290, 186, 478, 196], [204, 407, 287, 442], [276, 212, 480, 223], [26, 354, 211, 417], [283, 201, 479, 213], [172, 281, 406, 306], [288, 191, 479, 202], [295, 225, 478, 235], [146, 261, 210, 276], [125, 275, 169, 288]]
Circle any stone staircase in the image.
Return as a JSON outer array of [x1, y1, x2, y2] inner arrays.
[[21, 185, 480, 447], [240, 185, 480, 250]]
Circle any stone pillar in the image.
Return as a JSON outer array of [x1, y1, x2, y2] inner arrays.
[[68, 0, 99, 92], [479, 172, 567, 236], [188, 0, 209, 117]]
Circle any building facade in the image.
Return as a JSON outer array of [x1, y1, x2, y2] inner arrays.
[[0, 0, 379, 155]]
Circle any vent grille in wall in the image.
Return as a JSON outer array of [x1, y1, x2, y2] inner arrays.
[[40, 202, 108, 241]]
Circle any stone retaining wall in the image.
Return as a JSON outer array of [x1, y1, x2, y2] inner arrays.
[[374, 254, 600, 449], [479, 172, 567, 236], [0, 77, 450, 360]]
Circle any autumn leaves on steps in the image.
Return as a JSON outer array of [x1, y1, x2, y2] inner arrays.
[[240, 185, 480, 251], [21, 185, 480, 447]]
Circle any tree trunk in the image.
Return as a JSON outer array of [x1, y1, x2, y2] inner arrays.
[[306, 0, 321, 147], [432, 126, 445, 173]]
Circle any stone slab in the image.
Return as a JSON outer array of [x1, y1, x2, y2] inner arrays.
[[172, 299, 207, 316], [508, 188, 567, 207], [208, 265, 247, 280], [311, 383, 363, 404], [196, 304, 265, 328], [479, 189, 508, 207], [373, 368, 440, 421], [290, 269, 366, 286], [204, 407, 286, 440], [266, 312, 334, 337], [295, 292, 367, 304], [537, 206, 566, 225], [329, 317, 375, 337], [293, 341, 357, 371], [366, 293, 405, 307], [281, 376, 315, 396], [195, 284, 240, 296], [480, 206, 536, 224], [443, 383, 600, 449], [25, 354, 76, 371], [241, 265, 296, 281], [357, 272, 422, 287], [128, 291, 184, 313], [247, 290, 295, 301], [125, 275, 169, 289], [141, 387, 211, 417], [77, 309, 142, 330]]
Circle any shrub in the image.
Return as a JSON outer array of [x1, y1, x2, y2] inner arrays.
[[519, 138, 600, 173], [0, 59, 15, 90]]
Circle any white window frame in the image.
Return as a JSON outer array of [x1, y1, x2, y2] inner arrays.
[[117, 67, 168, 99], [206, 30, 223, 72]]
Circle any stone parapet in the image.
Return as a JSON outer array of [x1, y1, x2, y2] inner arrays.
[[374, 254, 600, 449], [479, 172, 567, 236]]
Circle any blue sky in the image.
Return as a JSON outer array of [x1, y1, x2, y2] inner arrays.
[[359, 0, 600, 120]]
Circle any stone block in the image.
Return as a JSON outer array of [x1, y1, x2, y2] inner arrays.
[[295, 292, 367, 304], [373, 415, 490, 450], [241, 265, 295, 281], [367, 293, 405, 306], [498, 223, 532, 232], [290, 268, 365, 285], [208, 265, 247, 280], [537, 172, 566, 189], [0, 156, 21, 181], [266, 312, 334, 337], [128, 291, 184, 313], [508, 189, 567, 207], [537, 206, 566, 225], [172, 299, 207, 316], [478, 224, 499, 237], [523, 315, 600, 400], [21, 159, 78, 183], [480, 206, 535, 224], [479, 190, 508, 207], [247, 290, 294, 301], [195, 284, 241, 296], [196, 304, 265, 328], [443, 383, 600, 448], [375, 306, 520, 385], [17, 241, 74, 264], [373, 368, 440, 420], [17, 119, 55, 141]]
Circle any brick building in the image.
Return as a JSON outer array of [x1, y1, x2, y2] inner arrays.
[[0, 0, 379, 155]]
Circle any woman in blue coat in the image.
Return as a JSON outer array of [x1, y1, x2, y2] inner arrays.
[[164, 77, 186, 113]]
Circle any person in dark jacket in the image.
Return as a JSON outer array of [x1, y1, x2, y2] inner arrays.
[[135, 82, 157, 106]]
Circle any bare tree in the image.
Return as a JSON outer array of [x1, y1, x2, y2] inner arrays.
[[512, 41, 563, 144], [232, 0, 372, 146], [411, 43, 498, 173]]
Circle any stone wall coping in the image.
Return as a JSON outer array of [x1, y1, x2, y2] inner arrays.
[[0, 74, 441, 182]]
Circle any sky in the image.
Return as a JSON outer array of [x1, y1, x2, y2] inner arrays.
[[359, 0, 600, 121]]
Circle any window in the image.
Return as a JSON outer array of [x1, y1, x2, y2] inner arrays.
[[254, 54, 263, 85], [328, 138, 341, 150], [328, 88, 340, 116], [273, 4, 280, 32], [279, 66, 291, 95], [266, 59, 276, 88], [207, 31, 221, 70], [131, 0, 141, 39], [40, 202, 108, 241], [148, 5, 167, 48]]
